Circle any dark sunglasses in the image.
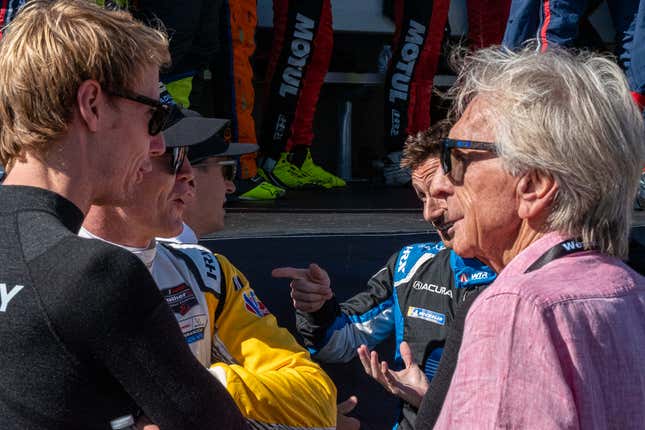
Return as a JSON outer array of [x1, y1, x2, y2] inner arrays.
[[440, 138, 497, 182], [192, 158, 237, 181], [166, 146, 188, 175], [216, 159, 237, 181], [106, 89, 173, 136]]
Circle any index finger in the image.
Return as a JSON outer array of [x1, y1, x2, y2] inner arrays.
[[337, 396, 358, 414], [272, 267, 310, 280]]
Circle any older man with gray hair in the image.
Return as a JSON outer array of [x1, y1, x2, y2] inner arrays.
[[414, 46, 645, 429]]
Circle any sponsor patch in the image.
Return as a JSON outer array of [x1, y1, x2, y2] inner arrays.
[[459, 273, 468, 283], [388, 19, 426, 103], [407, 306, 445, 325], [178, 314, 208, 344], [162, 283, 199, 316], [243, 290, 270, 318], [279, 13, 314, 98], [412, 281, 453, 297], [397, 246, 413, 273], [470, 271, 489, 281]]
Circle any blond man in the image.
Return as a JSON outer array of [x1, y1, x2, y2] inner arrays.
[[0, 1, 245, 429]]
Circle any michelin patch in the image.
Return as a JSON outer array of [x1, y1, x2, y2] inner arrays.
[[407, 306, 445, 325], [243, 290, 270, 318]]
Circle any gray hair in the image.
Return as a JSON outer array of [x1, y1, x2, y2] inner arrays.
[[447, 44, 645, 258]]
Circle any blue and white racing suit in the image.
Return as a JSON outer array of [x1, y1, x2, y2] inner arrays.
[[296, 242, 496, 430]]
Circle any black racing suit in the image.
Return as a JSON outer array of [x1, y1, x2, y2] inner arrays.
[[0, 186, 246, 430], [296, 242, 495, 430]]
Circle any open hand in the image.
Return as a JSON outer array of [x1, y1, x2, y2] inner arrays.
[[357, 341, 429, 408]]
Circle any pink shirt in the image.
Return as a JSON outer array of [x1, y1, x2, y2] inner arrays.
[[435, 232, 645, 429]]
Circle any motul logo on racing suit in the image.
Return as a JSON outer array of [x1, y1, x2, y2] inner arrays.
[[389, 20, 426, 103], [279, 13, 315, 98], [412, 281, 453, 298], [388, 20, 426, 136]]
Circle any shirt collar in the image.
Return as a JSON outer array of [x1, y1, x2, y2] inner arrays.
[[0, 185, 84, 233], [78, 226, 157, 272], [499, 231, 572, 277], [160, 222, 198, 245]]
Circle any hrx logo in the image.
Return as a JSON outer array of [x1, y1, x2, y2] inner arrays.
[[397, 246, 413, 273]]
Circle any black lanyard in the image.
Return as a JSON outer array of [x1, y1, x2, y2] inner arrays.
[[524, 238, 590, 273]]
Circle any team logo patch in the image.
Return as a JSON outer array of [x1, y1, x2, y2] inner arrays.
[[243, 290, 270, 318], [470, 271, 489, 281], [163, 283, 199, 316], [459, 273, 468, 283], [412, 281, 453, 297], [407, 306, 445, 325]]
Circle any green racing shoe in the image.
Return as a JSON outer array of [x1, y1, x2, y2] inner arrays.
[[235, 175, 286, 201], [261, 150, 345, 189], [299, 148, 346, 189]]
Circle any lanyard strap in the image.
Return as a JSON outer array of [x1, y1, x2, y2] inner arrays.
[[524, 238, 590, 273]]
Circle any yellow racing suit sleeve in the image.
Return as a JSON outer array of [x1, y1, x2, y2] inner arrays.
[[206, 254, 337, 429]]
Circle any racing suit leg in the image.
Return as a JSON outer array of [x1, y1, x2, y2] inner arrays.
[[608, 0, 645, 108], [536, 0, 590, 52], [227, 0, 258, 179], [503, 0, 589, 52], [502, 0, 590, 51], [466, 0, 511, 49], [260, 0, 333, 159], [384, 0, 451, 154], [502, 0, 540, 49]]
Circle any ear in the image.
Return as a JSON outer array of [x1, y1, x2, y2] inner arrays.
[[516, 170, 558, 221], [76, 80, 102, 133]]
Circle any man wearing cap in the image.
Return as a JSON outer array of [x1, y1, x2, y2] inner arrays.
[[81, 108, 338, 430], [0, 2, 245, 429], [172, 129, 257, 242]]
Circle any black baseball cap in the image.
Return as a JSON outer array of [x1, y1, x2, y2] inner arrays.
[[187, 133, 259, 166], [159, 83, 229, 148]]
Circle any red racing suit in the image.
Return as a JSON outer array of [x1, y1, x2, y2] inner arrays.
[[218, 0, 333, 176], [384, 0, 511, 152], [259, 0, 334, 159]]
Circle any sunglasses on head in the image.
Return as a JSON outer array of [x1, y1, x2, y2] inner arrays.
[[165, 146, 188, 175], [106, 89, 174, 136], [440, 138, 497, 183]]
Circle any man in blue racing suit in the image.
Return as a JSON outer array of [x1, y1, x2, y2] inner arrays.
[[273, 123, 496, 430]]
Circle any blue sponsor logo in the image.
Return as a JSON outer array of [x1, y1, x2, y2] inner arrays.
[[407, 306, 445, 325]]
